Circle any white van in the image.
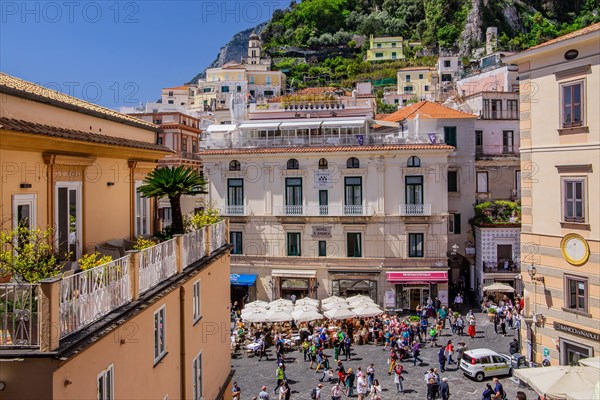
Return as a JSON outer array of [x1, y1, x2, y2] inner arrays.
[[460, 348, 512, 382]]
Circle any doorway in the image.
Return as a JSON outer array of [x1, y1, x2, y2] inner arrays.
[[400, 286, 431, 310], [55, 182, 82, 261]]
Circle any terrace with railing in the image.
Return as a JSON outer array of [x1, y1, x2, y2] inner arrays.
[[0, 221, 228, 350]]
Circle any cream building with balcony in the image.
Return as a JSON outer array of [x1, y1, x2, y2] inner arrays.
[[397, 67, 434, 101], [200, 108, 454, 310], [505, 23, 600, 366], [366, 35, 405, 62]]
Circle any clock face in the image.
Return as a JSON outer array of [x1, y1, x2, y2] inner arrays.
[[561, 234, 590, 266]]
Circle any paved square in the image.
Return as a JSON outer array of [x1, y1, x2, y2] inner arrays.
[[232, 313, 538, 399]]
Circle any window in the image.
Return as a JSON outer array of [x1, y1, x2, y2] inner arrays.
[[375, 53, 383, 58], [229, 160, 241, 171], [419, 73, 424, 79], [236, 85, 242, 93], [444, 126, 457, 147], [392, 52, 397, 59], [264, 90, 274, 96], [157, 135, 163, 145], [192, 352, 203, 400], [405, 74, 411, 82], [408, 233, 424, 257], [227, 179, 244, 206], [230, 231, 243, 255], [12, 194, 36, 231], [319, 190, 328, 215], [441, 74, 452, 82], [287, 233, 301, 256], [475, 130, 483, 154], [476, 172, 489, 193], [404, 86, 413, 93], [287, 158, 299, 170], [181, 138, 187, 152], [563, 179, 585, 222], [515, 170, 521, 197], [97, 364, 114, 400], [407, 156, 420, 167], [154, 306, 166, 362], [318, 158, 328, 169], [424, 85, 430, 91], [443, 60, 451, 68], [448, 213, 461, 234], [168, 91, 173, 97], [560, 338, 592, 366], [167, 100, 174, 104], [507, 99, 518, 119], [405, 176, 423, 205], [391, 42, 396, 47], [266, 76, 272, 85], [447, 170, 458, 193], [192, 140, 198, 153], [135, 181, 151, 237], [561, 81, 583, 128], [565, 275, 587, 312], [318, 240, 327, 257], [347, 233, 362, 257], [344, 177, 363, 213], [503, 131, 514, 153], [346, 157, 360, 168], [491, 99, 502, 119], [497, 244, 512, 265], [249, 76, 255, 84], [376, 43, 382, 48], [285, 178, 302, 211], [193, 280, 201, 322], [221, 86, 230, 93]]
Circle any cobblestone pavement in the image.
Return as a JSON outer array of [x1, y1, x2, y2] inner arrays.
[[232, 313, 538, 399]]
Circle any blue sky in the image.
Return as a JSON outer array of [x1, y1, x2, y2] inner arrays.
[[0, 1, 289, 109]]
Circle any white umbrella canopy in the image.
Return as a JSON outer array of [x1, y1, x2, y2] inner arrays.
[[244, 300, 269, 309], [349, 299, 377, 308], [322, 296, 345, 304], [352, 305, 384, 318], [579, 356, 600, 370], [324, 308, 356, 320], [242, 307, 268, 315], [295, 297, 319, 306], [242, 309, 269, 323], [292, 306, 323, 323], [347, 294, 372, 303], [514, 366, 600, 400], [322, 302, 352, 311], [482, 282, 515, 293], [265, 307, 294, 323], [270, 298, 294, 307]]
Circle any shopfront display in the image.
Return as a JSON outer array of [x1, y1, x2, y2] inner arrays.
[[271, 269, 317, 299], [387, 270, 449, 310], [230, 273, 257, 306], [332, 279, 377, 299]]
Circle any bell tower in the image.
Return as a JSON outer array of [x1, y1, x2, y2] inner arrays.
[[247, 31, 262, 65]]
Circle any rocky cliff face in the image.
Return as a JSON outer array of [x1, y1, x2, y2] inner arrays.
[[459, 0, 484, 56], [188, 22, 266, 84]]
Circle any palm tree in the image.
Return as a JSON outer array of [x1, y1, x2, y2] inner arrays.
[[137, 166, 206, 234]]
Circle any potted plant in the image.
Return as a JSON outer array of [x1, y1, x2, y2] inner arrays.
[[408, 315, 421, 327], [487, 308, 497, 322]]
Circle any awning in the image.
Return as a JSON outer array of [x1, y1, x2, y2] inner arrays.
[[387, 271, 448, 283], [373, 120, 401, 128], [321, 119, 366, 128], [279, 121, 322, 130], [207, 124, 236, 133], [271, 269, 317, 278], [230, 273, 257, 286], [239, 122, 281, 130]]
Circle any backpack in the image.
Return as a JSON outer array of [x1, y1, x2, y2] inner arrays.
[[310, 388, 317, 399]]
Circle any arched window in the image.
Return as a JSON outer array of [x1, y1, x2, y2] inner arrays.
[[346, 157, 360, 169], [407, 156, 421, 167], [229, 160, 241, 171], [287, 159, 300, 170], [318, 158, 328, 169]]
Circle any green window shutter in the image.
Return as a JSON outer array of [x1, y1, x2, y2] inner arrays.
[[444, 127, 457, 147], [454, 213, 461, 234]]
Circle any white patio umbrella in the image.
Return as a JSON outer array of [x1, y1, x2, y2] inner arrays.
[[295, 297, 319, 307], [322, 301, 352, 311], [242, 309, 269, 323], [324, 308, 356, 320], [322, 296, 345, 304], [294, 304, 318, 311], [347, 294, 371, 303], [482, 282, 515, 293], [242, 307, 268, 315], [349, 300, 377, 309], [265, 307, 294, 323], [244, 300, 269, 309], [352, 305, 384, 318], [514, 365, 600, 400], [269, 299, 293, 307], [292, 306, 323, 323]]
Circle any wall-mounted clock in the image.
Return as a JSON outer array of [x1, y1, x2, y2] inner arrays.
[[560, 233, 590, 266]]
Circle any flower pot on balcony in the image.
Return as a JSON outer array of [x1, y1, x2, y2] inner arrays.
[[0, 273, 12, 283]]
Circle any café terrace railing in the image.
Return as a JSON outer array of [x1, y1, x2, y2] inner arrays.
[[1, 221, 229, 350]]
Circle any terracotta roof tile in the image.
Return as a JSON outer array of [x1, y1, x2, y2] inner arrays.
[[199, 143, 454, 156], [528, 22, 600, 50], [381, 101, 477, 122], [163, 85, 192, 91], [0, 117, 173, 153], [0, 73, 158, 130], [398, 66, 434, 71]]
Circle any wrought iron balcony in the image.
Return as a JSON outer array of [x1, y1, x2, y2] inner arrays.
[[399, 204, 432, 216], [221, 204, 248, 216], [275, 204, 373, 217]]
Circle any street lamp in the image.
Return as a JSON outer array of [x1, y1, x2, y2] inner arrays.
[[451, 243, 459, 255]]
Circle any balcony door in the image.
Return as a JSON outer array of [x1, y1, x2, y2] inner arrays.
[[344, 177, 362, 214], [55, 181, 82, 261], [405, 176, 423, 205], [319, 190, 328, 215], [285, 178, 302, 215], [227, 179, 244, 214]]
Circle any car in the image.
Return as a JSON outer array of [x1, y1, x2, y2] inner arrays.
[[460, 348, 512, 382]]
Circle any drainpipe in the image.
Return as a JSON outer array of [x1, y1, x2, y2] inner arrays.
[[180, 286, 187, 400]]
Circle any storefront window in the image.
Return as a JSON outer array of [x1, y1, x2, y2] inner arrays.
[[332, 279, 376, 300]]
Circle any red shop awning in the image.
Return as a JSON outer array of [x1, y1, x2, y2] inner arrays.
[[386, 271, 448, 283]]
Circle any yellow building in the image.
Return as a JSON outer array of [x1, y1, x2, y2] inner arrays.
[[0, 73, 233, 399], [396, 67, 434, 100], [366, 35, 405, 62], [505, 23, 600, 365]]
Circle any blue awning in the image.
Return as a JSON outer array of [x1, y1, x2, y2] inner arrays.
[[230, 273, 257, 286]]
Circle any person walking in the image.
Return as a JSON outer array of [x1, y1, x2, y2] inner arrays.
[[468, 315, 476, 339], [445, 340, 455, 365], [302, 339, 310, 362], [334, 360, 346, 384], [274, 364, 285, 394], [369, 379, 382, 400], [387, 348, 397, 375], [330, 381, 345, 400], [393, 363, 404, 393], [258, 386, 270, 400], [333, 337, 341, 361], [346, 368, 356, 397], [456, 341, 467, 363], [426, 378, 439, 400], [412, 341, 424, 366], [456, 315, 465, 336], [343, 335, 352, 361], [440, 377, 450, 400], [356, 373, 368, 400], [437, 346, 446, 372], [492, 377, 505, 400], [309, 343, 317, 369], [366, 363, 375, 391], [278, 380, 288, 400], [482, 383, 494, 400], [313, 383, 323, 400]]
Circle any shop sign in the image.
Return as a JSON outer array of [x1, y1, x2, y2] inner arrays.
[[553, 322, 600, 341], [438, 290, 448, 305], [312, 225, 332, 237], [384, 289, 396, 308], [314, 171, 333, 189]]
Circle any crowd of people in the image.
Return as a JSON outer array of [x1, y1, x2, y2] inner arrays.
[[231, 295, 527, 400]]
